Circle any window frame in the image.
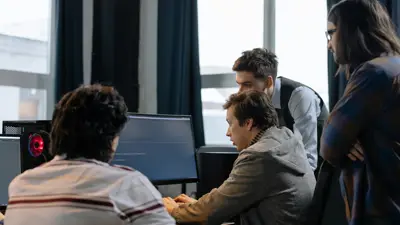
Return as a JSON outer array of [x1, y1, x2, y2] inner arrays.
[[200, 0, 275, 89], [199, 0, 276, 145], [0, 0, 56, 120]]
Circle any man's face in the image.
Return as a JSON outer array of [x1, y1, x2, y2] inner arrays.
[[327, 22, 338, 62], [225, 106, 252, 151], [235, 71, 274, 97]]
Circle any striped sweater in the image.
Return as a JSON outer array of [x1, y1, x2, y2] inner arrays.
[[4, 155, 175, 225]]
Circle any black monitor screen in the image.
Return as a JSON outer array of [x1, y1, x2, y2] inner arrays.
[[111, 114, 198, 184]]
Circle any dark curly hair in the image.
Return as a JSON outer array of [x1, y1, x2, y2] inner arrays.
[[50, 84, 128, 162], [223, 90, 278, 130], [232, 48, 278, 81]]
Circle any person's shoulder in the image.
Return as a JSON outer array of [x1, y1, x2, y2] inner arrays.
[[367, 55, 400, 69], [7, 166, 46, 197], [289, 86, 320, 105], [281, 78, 320, 109], [109, 164, 137, 173], [8, 164, 46, 184], [106, 164, 155, 189], [348, 58, 398, 94], [264, 126, 298, 143], [116, 169, 159, 196], [110, 168, 165, 220], [81, 160, 139, 177], [246, 127, 298, 154], [244, 127, 311, 175], [8, 172, 25, 194], [356, 56, 400, 79]]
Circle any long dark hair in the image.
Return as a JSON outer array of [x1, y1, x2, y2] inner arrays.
[[328, 0, 400, 77]]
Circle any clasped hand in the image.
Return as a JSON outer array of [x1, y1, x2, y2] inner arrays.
[[162, 194, 197, 214], [347, 141, 364, 161]]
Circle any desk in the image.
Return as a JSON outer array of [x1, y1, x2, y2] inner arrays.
[[177, 223, 234, 225]]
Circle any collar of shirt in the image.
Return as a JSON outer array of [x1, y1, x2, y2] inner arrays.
[[271, 77, 281, 109], [51, 154, 109, 167]]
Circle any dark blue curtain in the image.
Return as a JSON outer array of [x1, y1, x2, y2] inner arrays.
[[54, 0, 83, 102], [157, 0, 205, 148], [380, 0, 400, 35], [91, 0, 140, 112]]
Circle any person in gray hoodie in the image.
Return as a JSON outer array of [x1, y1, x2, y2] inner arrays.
[[163, 90, 316, 225]]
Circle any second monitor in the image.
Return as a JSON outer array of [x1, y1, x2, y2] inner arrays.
[[112, 114, 198, 185]]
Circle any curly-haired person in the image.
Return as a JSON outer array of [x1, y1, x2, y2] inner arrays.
[[5, 84, 175, 225]]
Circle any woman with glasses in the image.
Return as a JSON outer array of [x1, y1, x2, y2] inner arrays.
[[321, 0, 400, 225]]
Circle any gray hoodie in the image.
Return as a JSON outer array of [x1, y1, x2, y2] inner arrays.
[[171, 126, 316, 225]]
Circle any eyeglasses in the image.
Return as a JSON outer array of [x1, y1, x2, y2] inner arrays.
[[325, 29, 336, 41]]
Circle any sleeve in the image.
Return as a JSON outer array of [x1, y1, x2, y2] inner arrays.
[[171, 151, 267, 224], [288, 87, 320, 171], [110, 172, 176, 225], [320, 65, 389, 166]]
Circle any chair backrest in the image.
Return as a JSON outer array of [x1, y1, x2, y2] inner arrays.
[[196, 145, 238, 198]]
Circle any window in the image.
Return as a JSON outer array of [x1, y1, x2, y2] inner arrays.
[[198, 0, 264, 145], [0, 86, 47, 122], [198, 0, 263, 75], [275, 0, 329, 105], [201, 88, 238, 144], [0, 0, 53, 128], [0, 0, 51, 74]]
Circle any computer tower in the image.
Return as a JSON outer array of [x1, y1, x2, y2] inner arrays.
[[2, 120, 52, 172], [2, 120, 51, 136], [196, 146, 238, 198]]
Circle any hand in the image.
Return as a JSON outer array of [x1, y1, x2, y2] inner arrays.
[[347, 142, 364, 161], [162, 197, 179, 214], [174, 194, 197, 204]]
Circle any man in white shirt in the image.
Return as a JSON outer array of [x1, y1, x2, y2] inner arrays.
[[232, 48, 329, 174], [4, 84, 175, 225]]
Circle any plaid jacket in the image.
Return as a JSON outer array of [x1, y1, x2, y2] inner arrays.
[[320, 56, 400, 225]]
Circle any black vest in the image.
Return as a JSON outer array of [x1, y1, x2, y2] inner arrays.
[[275, 77, 329, 175], [276, 77, 328, 133]]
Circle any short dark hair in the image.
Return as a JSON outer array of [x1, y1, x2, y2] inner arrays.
[[50, 84, 128, 162], [232, 48, 278, 81], [223, 90, 278, 130], [329, 0, 400, 75]]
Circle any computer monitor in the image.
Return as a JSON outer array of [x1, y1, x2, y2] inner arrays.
[[111, 114, 198, 185], [0, 136, 21, 206]]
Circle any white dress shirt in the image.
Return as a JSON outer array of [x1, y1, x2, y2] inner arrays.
[[4, 155, 175, 225], [271, 78, 321, 171]]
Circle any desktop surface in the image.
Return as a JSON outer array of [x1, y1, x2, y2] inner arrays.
[[111, 114, 198, 184]]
